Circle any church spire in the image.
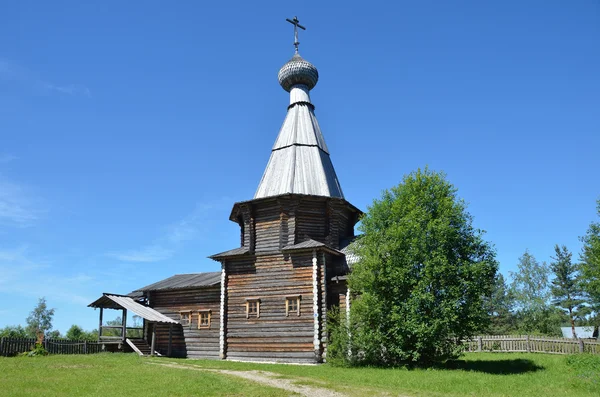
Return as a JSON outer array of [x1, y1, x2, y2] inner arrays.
[[254, 18, 344, 200]]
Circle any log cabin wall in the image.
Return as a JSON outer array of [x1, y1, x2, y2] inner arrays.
[[225, 251, 321, 363], [149, 286, 221, 359], [233, 195, 358, 253], [220, 194, 360, 363]]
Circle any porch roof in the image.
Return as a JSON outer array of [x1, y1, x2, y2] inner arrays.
[[88, 293, 179, 324]]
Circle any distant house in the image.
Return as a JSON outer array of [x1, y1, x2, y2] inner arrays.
[[89, 27, 361, 364], [560, 326, 596, 339]]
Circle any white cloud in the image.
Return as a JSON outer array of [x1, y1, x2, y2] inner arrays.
[[0, 246, 94, 306], [0, 154, 17, 163], [0, 59, 90, 98], [108, 246, 174, 263], [108, 199, 231, 263], [0, 178, 39, 227], [44, 83, 91, 98]]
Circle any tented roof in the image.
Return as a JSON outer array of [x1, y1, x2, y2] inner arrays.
[[254, 84, 344, 199]]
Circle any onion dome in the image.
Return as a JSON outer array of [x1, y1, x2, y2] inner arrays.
[[278, 53, 319, 92]]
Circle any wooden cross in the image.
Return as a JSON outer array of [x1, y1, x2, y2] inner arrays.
[[286, 16, 306, 53]]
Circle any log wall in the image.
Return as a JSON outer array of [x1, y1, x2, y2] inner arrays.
[[225, 252, 320, 363], [150, 286, 220, 359]]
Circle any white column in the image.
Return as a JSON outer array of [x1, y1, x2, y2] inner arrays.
[[219, 263, 226, 359], [346, 286, 351, 358], [312, 249, 320, 356], [345, 287, 351, 325], [321, 252, 327, 354]]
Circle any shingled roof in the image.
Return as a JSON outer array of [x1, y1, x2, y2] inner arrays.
[[254, 75, 344, 199], [133, 272, 221, 292]]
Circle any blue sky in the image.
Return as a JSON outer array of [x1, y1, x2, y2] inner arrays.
[[1, 0, 598, 333]]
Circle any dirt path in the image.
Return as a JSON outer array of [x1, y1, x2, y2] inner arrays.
[[147, 361, 347, 397]]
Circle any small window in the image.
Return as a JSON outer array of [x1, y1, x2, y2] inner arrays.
[[198, 310, 211, 329], [179, 311, 191, 327], [246, 299, 260, 318], [286, 296, 301, 317]]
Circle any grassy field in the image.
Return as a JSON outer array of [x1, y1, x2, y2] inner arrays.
[[159, 352, 600, 397], [1, 352, 599, 396], [0, 353, 285, 397]]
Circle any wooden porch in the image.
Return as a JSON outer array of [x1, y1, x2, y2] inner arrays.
[[88, 293, 180, 356]]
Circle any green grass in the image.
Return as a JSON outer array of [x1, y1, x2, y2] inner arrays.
[[158, 352, 600, 397], [0, 353, 290, 396], [1, 352, 599, 396]]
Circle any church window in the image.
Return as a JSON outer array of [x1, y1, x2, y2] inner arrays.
[[198, 310, 211, 329], [179, 311, 192, 327], [286, 296, 301, 317], [246, 299, 260, 318]]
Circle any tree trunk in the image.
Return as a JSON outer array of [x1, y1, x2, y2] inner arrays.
[[569, 306, 577, 339]]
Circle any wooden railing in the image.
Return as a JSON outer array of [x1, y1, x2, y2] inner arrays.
[[463, 335, 600, 355], [98, 326, 143, 341], [0, 337, 104, 356]]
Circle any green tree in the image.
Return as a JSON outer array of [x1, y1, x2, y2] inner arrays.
[[65, 325, 85, 340], [65, 325, 98, 341], [331, 168, 498, 366], [0, 325, 28, 338], [510, 251, 563, 335], [25, 297, 55, 337], [580, 199, 600, 311], [485, 273, 516, 334], [102, 316, 123, 337], [549, 245, 585, 338]]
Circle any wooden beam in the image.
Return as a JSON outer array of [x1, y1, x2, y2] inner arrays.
[[122, 308, 127, 342], [98, 308, 103, 341], [150, 324, 156, 357], [168, 324, 172, 357]]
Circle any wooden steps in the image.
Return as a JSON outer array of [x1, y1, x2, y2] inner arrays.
[[126, 338, 152, 356]]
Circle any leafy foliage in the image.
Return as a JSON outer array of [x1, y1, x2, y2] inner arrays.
[[510, 251, 564, 336], [25, 298, 55, 337], [485, 273, 516, 334], [580, 199, 600, 310], [65, 325, 98, 341], [20, 343, 49, 357], [550, 245, 585, 338], [0, 325, 28, 338], [330, 168, 498, 366]]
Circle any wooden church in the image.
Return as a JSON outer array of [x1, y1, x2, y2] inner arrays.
[[89, 18, 361, 364]]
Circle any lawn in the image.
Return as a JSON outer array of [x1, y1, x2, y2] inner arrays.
[[1, 352, 599, 397], [0, 353, 286, 397], [158, 352, 600, 397]]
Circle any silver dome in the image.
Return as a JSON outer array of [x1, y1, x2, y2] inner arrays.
[[278, 53, 319, 92]]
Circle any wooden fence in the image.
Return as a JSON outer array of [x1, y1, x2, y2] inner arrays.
[[0, 337, 104, 357], [463, 335, 600, 355]]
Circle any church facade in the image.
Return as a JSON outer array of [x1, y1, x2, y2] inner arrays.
[[90, 23, 360, 363]]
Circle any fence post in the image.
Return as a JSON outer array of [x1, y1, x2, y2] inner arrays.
[[84, 340, 87, 354], [0, 337, 4, 356], [526, 335, 531, 353], [579, 339, 584, 353], [477, 336, 483, 352]]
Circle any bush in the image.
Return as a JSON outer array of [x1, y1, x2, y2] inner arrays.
[[20, 343, 49, 357]]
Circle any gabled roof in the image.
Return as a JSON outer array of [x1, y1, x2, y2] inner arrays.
[[88, 293, 178, 324], [133, 272, 221, 292]]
